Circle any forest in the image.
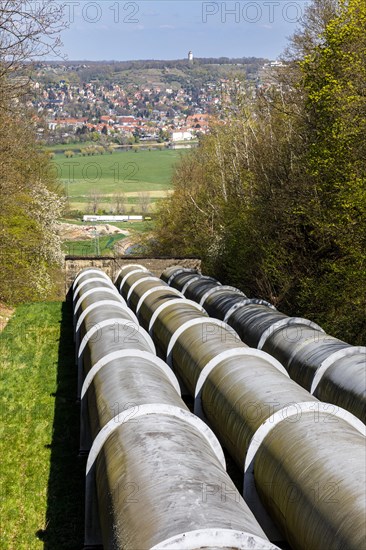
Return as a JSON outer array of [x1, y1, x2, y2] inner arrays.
[[152, 0, 366, 345]]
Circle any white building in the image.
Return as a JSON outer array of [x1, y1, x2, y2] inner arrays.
[[171, 130, 194, 142], [188, 51, 193, 62]]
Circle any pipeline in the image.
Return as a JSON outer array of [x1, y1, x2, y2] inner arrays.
[[73, 267, 278, 550], [162, 267, 366, 424], [120, 264, 366, 550]]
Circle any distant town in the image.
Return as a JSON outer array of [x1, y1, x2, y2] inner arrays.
[[26, 55, 282, 146]]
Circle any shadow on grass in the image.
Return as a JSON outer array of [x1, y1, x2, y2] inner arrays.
[[36, 301, 85, 549]]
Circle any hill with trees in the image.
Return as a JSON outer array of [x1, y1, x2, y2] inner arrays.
[[35, 57, 268, 90]]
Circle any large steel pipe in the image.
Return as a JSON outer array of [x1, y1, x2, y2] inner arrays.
[[162, 268, 288, 345], [164, 269, 279, 329], [259, 325, 365, 422], [126, 266, 366, 550], [260, 326, 348, 386], [172, 269, 274, 322], [254, 409, 366, 550], [73, 269, 124, 325], [183, 277, 221, 302], [74, 268, 278, 550], [165, 269, 251, 318], [92, 409, 278, 550], [162, 268, 366, 424], [160, 266, 198, 285], [310, 346, 366, 422]]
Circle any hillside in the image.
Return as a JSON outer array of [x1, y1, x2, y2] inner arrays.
[[35, 57, 268, 89]]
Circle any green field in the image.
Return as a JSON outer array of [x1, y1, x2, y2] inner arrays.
[[0, 302, 83, 549], [48, 148, 185, 212]]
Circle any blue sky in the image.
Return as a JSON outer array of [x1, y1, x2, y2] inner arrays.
[[59, 0, 309, 61]]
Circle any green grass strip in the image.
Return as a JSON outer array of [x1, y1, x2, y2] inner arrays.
[[0, 302, 84, 549]]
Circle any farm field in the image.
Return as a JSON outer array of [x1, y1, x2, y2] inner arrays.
[[48, 148, 185, 213]]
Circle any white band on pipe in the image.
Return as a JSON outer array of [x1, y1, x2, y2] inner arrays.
[[120, 264, 148, 271], [149, 299, 207, 335], [194, 348, 289, 418], [248, 299, 276, 310], [73, 277, 115, 302], [311, 346, 365, 394], [115, 264, 148, 284], [119, 268, 149, 293], [74, 287, 124, 316], [75, 300, 132, 335], [181, 275, 221, 295], [81, 349, 181, 399], [167, 268, 195, 286], [78, 318, 155, 359], [151, 529, 278, 550], [223, 300, 276, 324], [126, 276, 161, 303], [166, 318, 239, 367], [195, 348, 289, 400], [181, 276, 201, 295], [73, 269, 109, 290], [136, 286, 183, 315], [86, 403, 226, 475], [258, 318, 324, 351], [199, 285, 245, 307], [244, 401, 366, 481]]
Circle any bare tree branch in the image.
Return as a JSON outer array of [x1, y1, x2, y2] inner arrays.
[[0, 1, 68, 101]]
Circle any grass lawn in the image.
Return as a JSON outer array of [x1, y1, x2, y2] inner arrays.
[[121, 220, 155, 233], [53, 148, 183, 197], [0, 301, 84, 549]]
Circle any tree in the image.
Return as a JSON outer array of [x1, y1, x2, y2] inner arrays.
[[152, 0, 366, 344], [294, 0, 366, 340], [138, 192, 151, 215], [0, 1, 67, 100], [0, 1, 67, 303], [87, 190, 101, 215], [0, 107, 64, 303], [115, 192, 126, 215]]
